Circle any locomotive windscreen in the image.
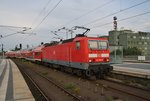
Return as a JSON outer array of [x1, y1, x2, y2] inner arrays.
[[88, 40, 108, 50]]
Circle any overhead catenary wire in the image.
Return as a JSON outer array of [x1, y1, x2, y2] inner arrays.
[[0, 25, 31, 29], [62, 0, 115, 26], [30, 0, 52, 28], [82, 0, 150, 26], [0, 32, 18, 39], [138, 25, 150, 30], [124, 17, 150, 30], [0, 27, 18, 33], [91, 11, 150, 29], [0, 31, 36, 39], [32, 0, 63, 32], [134, 20, 150, 30]]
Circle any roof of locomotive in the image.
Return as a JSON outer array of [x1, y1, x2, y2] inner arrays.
[[44, 36, 108, 47], [32, 45, 45, 52], [62, 38, 75, 43]]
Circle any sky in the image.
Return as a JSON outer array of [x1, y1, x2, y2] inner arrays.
[[0, 0, 150, 50]]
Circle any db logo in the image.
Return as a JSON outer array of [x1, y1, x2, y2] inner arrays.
[[97, 54, 101, 57]]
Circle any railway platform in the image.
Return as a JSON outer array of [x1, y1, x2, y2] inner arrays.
[[0, 59, 35, 101], [112, 63, 150, 79]]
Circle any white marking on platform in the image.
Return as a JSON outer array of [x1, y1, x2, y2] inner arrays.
[[115, 62, 150, 65], [0, 60, 10, 101], [114, 66, 150, 74], [0, 59, 5, 77]]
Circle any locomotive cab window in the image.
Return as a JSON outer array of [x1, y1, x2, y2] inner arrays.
[[89, 40, 108, 50], [98, 41, 108, 49], [76, 41, 80, 49], [88, 40, 98, 49]]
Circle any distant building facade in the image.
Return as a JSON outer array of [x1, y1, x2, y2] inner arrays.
[[99, 35, 109, 39], [109, 30, 150, 56]]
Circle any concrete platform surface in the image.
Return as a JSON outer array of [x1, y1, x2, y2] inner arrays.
[[112, 64, 150, 79], [0, 59, 35, 101]]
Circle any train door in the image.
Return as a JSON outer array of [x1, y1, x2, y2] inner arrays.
[[69, 47, 72, 65], [67, 47, 71, 66]]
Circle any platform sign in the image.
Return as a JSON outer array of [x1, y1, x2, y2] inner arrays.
[[138, 56, 145, 61]]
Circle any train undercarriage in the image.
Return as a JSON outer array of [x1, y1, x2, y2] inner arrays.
[[40, 60, 113, 79]]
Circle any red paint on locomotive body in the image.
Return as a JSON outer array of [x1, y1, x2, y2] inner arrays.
[[88, 37, 110, 63], [32, 45, 44, 61], [5, 35, 113, 78], [42, 36, 111, 72]]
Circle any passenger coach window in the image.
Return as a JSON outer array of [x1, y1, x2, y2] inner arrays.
[[76, 41, 80, 49]]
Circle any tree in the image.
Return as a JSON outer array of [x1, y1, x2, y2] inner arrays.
[[110, 49, 122, 55], [123, 47, 142, 56]]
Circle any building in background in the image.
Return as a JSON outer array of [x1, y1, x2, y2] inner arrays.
[[109, 30, 150, 56], [99, 34, 123, 64]]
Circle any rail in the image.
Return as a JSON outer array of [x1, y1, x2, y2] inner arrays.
[[95, 78, 150, 101], [18, 62, 84, 101], [19, 66, 50, 101]]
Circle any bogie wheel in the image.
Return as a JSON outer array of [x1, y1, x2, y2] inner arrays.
[[85, 70, 92, 78]]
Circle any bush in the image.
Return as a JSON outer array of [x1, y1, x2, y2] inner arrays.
[[64, 83, 76, 89], [123, 47, 142, 56]]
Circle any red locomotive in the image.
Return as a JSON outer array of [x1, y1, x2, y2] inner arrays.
[[5, 26, 113, 78]]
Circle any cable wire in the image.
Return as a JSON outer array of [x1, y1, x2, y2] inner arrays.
[[0, 25, 30, 29], [0, 32, 18, 39], [63, 0, 115, 26], [91, 11, 150, 29], [30, 0, 52, 28], [83, 0, 150, 26], [32, 0, 63, 32]]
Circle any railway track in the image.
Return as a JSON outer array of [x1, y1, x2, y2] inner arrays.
[[95, 78, 150, 101], [34, 71, 84, 101], [17, 61, 84, 101], [18, 65, 50, 101], [106, 77, 150, 92], [15, 59, 150, 101]]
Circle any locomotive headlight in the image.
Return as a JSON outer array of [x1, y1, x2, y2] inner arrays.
[[89, 60, 92, 62], [106, 58, 109, 61]]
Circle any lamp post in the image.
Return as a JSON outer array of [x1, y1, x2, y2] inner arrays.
[[2, 44, 4, 59], [0, 35, 3, 58]]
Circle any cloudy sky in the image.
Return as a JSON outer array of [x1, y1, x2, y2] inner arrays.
[[0, 0, 150, 50]]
